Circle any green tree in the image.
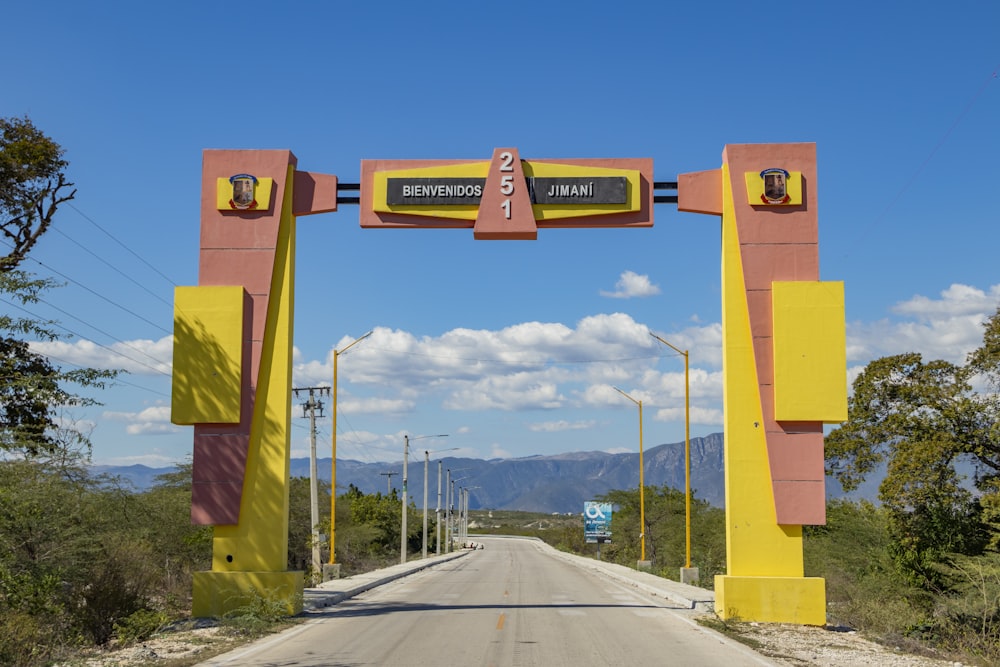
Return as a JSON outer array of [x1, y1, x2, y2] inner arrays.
[[0, 116, 75, 272], [596, 485, 726, 582], [133, 463, 212, 608], [0, 450, 163, 660], [287, 476, 331, 583], [826, 309, 1000, 582], [804, 500, 928, 633], [0, 272, 117, 455], [0, 117, 117, 456]]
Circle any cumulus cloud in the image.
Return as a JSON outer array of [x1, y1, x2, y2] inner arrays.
[[31, 336, 173, 375], [600, 271, 661, 299], [103, 404, 180, 436], [528, 420, 598, 432], [848, 283, 1000, 364]]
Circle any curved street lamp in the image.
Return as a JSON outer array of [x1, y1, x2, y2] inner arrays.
[[329, 330, 372, 570], [613, 386, 647, 566], [650, 331, 693, 573]]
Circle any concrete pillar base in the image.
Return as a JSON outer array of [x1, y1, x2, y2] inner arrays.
[[192, 570, 304, 618], [714, 575, 826, 625], [636, 560, 652, 571], [322, 563, 341, 581], [680, 567, 700, 585]]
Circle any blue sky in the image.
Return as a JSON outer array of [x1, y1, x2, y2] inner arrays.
[[4, 1, 998, 467]]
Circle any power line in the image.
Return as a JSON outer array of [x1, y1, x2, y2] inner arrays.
[[66, 202, 180, 287]]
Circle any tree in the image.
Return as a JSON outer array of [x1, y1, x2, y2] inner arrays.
[[0, 117, 117, 456], [0, 116, 75, 272], [595, 485, 726, 580], [826, 309, 1000, 580], [0, 271, 117, 455]]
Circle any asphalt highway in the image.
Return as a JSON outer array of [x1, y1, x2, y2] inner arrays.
[[197, 536, 779, 667]]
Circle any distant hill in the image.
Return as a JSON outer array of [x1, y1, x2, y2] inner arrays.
[[92, 432, 877, 513]]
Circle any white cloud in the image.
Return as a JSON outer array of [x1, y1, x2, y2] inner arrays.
[[103, 404, 180, 436], [32, 336, 173, 375], [848, 283, 1000, 364], [528, 419, 598, 432], [600, 271, 661, 299], [653, 405, 723, 426], [490, 444, 512, 459]]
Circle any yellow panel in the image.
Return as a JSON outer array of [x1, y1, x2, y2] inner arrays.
[[772, 281, 848, 422], [371, 161, 642, 221], [715, 575, 826, 625], [171, 286, 244, 424], [192, 571, 303, 618], [215, 177, 274, 211], [743, 170, 802, 205]]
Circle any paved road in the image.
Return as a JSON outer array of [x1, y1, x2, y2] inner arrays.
[[198, 536, 778, 666]]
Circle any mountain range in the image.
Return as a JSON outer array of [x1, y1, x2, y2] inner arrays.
[[92, 432, 880, 514]]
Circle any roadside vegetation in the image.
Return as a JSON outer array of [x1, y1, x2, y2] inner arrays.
[[3, 116, 1000, 665]]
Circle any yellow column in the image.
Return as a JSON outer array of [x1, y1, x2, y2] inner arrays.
[[191, 164, 303, 617], [713, 159, 825, 625]]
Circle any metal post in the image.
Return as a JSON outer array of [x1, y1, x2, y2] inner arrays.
[[401, 435, 409, 564], [436, 460, 443, 555], [446, 473, 453, 552], [639, 399, 646, 562], [308, 390, 320, 578], [330, 331, 370, 568], [422, 450, 429, 559]]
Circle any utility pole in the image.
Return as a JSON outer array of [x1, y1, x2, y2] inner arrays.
[[293, 386, 330, 581], [435, 460, 443, 555], [380, 471, 398, 495], [401, 435, 409, 564]]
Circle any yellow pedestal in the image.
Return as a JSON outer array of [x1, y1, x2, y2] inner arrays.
[[192, 570, 304, 618], [714, 575, 826, 625]]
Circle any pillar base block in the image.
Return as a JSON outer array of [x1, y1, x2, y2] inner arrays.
[[192, 570, 304, 618], [714, 575, 825, 625], [680, 567, 700, 585]]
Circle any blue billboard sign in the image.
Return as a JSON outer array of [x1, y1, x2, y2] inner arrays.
[[584, 502, 613, 544]]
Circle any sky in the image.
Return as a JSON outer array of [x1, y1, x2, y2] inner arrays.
[[3, 1, 998, 468]]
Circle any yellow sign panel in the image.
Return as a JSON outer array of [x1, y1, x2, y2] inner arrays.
[[772, 281, 847, 422], [369, 161, 644, 221]]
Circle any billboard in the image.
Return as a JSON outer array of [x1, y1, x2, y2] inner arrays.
[[584, 502, 613, 544]]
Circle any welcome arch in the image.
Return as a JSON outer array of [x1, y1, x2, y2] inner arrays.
[[171, 143, 846, 624]]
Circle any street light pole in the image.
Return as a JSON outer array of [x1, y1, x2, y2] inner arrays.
[[400, 434, 447, 564], [614, 386, 647, 567], [436, 460, 443, 555], [401, 435, 409, 564], [330, 330, 372, 572], [445, 469, 452, 552], [423, 444, 455, 559], [650, 332, 693, 572]]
